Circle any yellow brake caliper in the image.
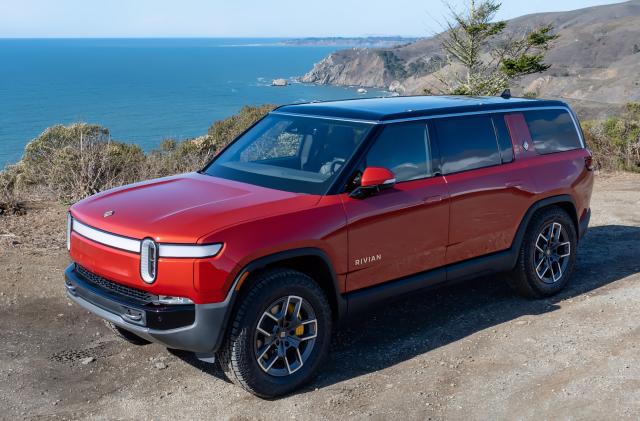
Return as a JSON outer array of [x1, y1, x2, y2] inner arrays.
[[288, 303, 305, 336]]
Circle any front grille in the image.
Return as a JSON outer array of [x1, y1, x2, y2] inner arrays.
[[76, 265, 155, 304]]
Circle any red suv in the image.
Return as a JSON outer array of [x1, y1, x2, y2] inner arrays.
[[65, 96, 593, 397]]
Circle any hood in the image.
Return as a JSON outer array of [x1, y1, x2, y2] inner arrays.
[[70, 173, 321, 243]]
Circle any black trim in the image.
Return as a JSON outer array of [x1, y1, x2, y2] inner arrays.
[[344, 194, 580, 315], [229, 248, 348, 320], [204, 247, 348, 356], [579, 208, 591, 239], [65, 265, 195, 330], [346, 250, 514, 315]]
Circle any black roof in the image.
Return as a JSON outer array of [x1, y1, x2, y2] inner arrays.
[[275, 95, 568, 122]]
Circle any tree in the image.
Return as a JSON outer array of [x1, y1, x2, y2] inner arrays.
[[431, 0, 558, 96]]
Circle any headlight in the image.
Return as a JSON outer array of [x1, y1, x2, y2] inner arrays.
[[66, 213, 72, 251], [140, 238, 158, 284]]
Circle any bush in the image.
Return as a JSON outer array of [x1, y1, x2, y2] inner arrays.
[[16, 124, 146, 203], [582, 103, 640, 172], [0, 164, 25, 215], [0, 105, 275, 206]]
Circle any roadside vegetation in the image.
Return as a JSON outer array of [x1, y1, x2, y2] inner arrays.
[[0, 104, 274, 211], [582, 103, 640, 172]]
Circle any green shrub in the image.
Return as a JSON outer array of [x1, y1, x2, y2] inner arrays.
[[1, 105, 275, 206], [16, 124, 146, 203], [582, 103, 640, 172]]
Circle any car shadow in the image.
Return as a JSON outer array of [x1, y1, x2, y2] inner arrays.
[[173, 225, 640, 394]]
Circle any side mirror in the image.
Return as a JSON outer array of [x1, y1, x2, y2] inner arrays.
[[350, 167, 396, 198]]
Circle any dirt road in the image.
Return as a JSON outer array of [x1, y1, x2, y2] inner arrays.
[[1, 173, 639, 420]]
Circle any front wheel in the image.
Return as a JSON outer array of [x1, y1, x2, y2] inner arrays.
[[508, 207, 578, 298], [217, 269, 332, 398]]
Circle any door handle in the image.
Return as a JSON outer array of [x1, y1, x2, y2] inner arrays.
[[422, 195, 443, 204]]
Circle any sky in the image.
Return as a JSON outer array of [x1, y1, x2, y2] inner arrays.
[[0, 0, 627, 38]]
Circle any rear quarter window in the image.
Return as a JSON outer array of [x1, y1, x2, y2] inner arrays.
[[524, 109, 582, 154], [433, 115, 502, 174]]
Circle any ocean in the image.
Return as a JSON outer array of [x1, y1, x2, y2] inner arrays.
[[0, 38, 387, 168]]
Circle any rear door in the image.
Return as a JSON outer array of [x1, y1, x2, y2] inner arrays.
[[432, 113, 536, 264], [341, 121, 450, 292]]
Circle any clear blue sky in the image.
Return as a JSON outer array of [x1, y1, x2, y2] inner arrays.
[[0, 0, 626, 38]]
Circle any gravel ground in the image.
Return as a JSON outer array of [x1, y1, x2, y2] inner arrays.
[[1, 173, 639, 420]]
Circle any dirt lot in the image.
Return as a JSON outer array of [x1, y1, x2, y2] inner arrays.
[[1, 173, 639, 420]]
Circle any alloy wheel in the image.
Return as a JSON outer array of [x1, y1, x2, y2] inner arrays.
[[534, 222, 571, 284], [254, 295, 318, 376]]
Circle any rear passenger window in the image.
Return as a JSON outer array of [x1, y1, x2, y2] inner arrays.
[[524, 109, 582, 154], [366, 122, 432, 182], [434, 116, 501, 174]]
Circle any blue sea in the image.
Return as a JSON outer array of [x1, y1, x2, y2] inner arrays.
[[0, 38, 387, 168]]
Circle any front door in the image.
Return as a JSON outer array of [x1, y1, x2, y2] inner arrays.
[[341, 121, 450, 292]]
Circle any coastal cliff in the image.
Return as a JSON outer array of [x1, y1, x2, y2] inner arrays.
[[301, 0, 640, 115]]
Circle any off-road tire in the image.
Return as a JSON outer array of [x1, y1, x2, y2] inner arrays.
[[103, 320, 151, 345], [217, 268, 332, 398], [508, 206, 578, 298]]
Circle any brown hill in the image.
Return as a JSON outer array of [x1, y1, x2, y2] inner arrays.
[[301, 1, 640, 118]]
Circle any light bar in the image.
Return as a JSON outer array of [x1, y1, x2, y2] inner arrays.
[[70, 217, 222, 259], [158, 243, 223, 258], [72, 218, 141, 253]]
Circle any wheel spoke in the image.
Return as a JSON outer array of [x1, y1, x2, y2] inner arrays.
[[557, 241, 571, 257], [552, 261, 563, 282], [256, 326, 272, 337], [264, 311, 280, 323], [537, 232, 549, 246], [298, 319, 318, 341], [549, 261, 557, 281], [262, 353, 280, 372], [536, 259, 550, 279], [551, 222, 562, 242], [255, 295, 318, 377], [257, 342, 274, 360], [295, 348, 304, 371], [285, 295, 303, 321]]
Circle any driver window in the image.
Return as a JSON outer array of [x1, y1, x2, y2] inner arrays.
[[365, 121, 432, 182]]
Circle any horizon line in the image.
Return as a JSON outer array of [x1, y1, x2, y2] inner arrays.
[[0, 35, 425, 40]]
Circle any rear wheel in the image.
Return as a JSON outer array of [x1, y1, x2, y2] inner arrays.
[[217, 269, 332, 398], [509, 207, 578, 298]]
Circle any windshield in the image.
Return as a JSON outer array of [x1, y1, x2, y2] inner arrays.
[[203, 114, 372, 194]]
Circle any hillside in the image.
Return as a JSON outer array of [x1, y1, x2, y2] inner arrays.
[[281, 37, 418, 48], [301, 1, 640, 118]]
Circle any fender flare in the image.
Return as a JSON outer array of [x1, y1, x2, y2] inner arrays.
[[228, 247, 347, 315], [508, 194, 579, 267]]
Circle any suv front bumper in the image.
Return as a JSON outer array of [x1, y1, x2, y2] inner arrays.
[[64, 264, 229, 354]]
